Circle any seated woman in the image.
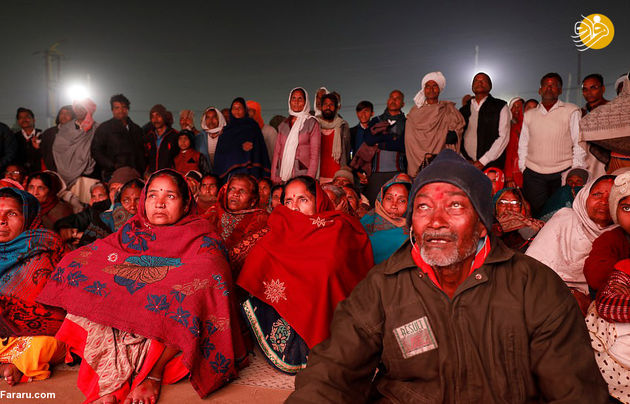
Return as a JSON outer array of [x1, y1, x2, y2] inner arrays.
[[55, 179, 144, 248], [585, 172, 630, 294], [0, 187, 67, 386], [492, 187, 544, 252], [526, 174, 616, 314], [585, 180, 630, 402], [37, 169, 247, 404], [26, 171, 74, 230], [237, 176, 374, 374], [360, 174, 412, 264], [204, 174, 269, 279], [537, 168, 588, 222]]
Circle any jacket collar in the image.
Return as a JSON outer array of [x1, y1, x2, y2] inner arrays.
[[383, 236, 515, 276]]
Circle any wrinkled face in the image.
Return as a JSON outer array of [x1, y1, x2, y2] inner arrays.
[[231, 102, 246, 119], [510, 100, 523, 118], [566, 174, 585, 188], [582, 77, 605, 104], [4, 165, 24, 183], [495, 190, 522, 216], [424, 80, 440, 102], [283, 180, 316, 215], [0, 197, 25, 243], [585, 179, 613, 228], [356, 107, 373, 125], [180, 114, 193, 129], [344, 187, 359, 211], [412, 182, 487, 267], [539, 77, 562, 103], [332, 176, 352, 187], [204, 110, 220, 130], [17, 111, 34, 131], [617, 196, 630, 235], [120, 186, 141, 215], [27, 178, 50, 204], [290, 89, 306, 113], [144, 175, 186, 226], [386, 91, 404, 112], [90, 185, 108, 206], [226, 178, 256, 211], [271, 188, 283, 209], [382, 183, 409, 218], [150, 111, 166, 129], [58, 108, 74, 125], [178, 135, 191, 150], [321, 98, 337, 120], [200, 177, 218, 198], [111, 101, 129, 121], [472, 74, 491, 95], [258, 180, 271, 206]]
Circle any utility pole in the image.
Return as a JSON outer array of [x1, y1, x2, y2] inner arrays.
[[35, 42, 64, 127]]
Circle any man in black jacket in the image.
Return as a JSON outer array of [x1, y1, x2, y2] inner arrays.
[[0, 122, 17, 175], [460, 73, 510, 170], [13, 107, 43, 173], [91, 94, 146, 182]]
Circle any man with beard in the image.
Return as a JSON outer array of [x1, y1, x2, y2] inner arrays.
[[91, 94, 146, 181], [144, 104, 179, 174], [518, 73, 585, 215], [288, 149, 607, 403], [316, 94, 351, 183], [364, 90, 407, 203]]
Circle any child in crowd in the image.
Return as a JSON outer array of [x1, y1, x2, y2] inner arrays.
[[174, 130, 209, 175]]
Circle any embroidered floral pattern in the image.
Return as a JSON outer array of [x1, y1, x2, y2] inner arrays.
[[67, 270, 88, 287], [121, 223, 156, 252], [107, 253, 118, 263], [199, 236, 228, 259], [263, 279, 287, 303], [269, 318, 291, 352], [212, 274, 229, 296], [310, 216, 332, 228], [84, 281, 110, 297], [208, 315, 230, 332], [145, 294, 170, 312], [173, 278, 211, 296]]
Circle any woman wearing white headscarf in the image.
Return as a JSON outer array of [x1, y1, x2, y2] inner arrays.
[[194, 106, 226, 170], [404, 72, 465, 176], [526, 174, 617, 310], [271, 87, 321, 183]]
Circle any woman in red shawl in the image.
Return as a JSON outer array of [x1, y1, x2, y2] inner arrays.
[[0, 187, 66, 386], [237, 176, 374, 374], [37, 169, 247, 404], [26, 171, 73, 230], [203, 173, 269, 279]]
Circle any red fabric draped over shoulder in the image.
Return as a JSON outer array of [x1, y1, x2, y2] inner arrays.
[[237, 181, 374, 348]]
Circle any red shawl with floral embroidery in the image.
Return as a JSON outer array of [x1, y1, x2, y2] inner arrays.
[[237, 182, 374, 348], [37, 169, 247, 398], [203, 184, 269, 278]]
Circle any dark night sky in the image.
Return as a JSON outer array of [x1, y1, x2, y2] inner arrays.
[[1, 0, 628, 128]]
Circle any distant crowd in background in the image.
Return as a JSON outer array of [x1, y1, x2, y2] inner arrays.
[[0, 69, 629, 403]]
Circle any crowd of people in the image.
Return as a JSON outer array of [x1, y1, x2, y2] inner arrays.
[[0, 68, 629, 403]]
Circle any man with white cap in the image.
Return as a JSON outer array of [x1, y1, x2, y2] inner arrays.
[[288, 150, 607, 403], [460, 72, 510, 171], [405, 72, 465, 177]]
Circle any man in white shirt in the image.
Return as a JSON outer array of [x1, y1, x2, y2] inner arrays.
[[460, 73, 510, 171], [518, 72, 586, 215]]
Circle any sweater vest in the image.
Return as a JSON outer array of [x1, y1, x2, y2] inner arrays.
[[524, 103, 578, 174], [459, 95, 507, 168]]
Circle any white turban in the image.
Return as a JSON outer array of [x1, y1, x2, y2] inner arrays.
[[413, 72, 446, 107]]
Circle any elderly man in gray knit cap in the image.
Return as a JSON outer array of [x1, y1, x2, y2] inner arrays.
[[288, 149, 607, 404]]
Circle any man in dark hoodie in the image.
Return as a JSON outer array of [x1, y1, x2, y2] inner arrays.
[[143, 104, 179, 175]]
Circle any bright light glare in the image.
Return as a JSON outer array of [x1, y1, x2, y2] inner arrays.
[[66, 84, 89, 101]]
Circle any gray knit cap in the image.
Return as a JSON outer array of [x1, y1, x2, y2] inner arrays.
[[407, 149, 493, 231]]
